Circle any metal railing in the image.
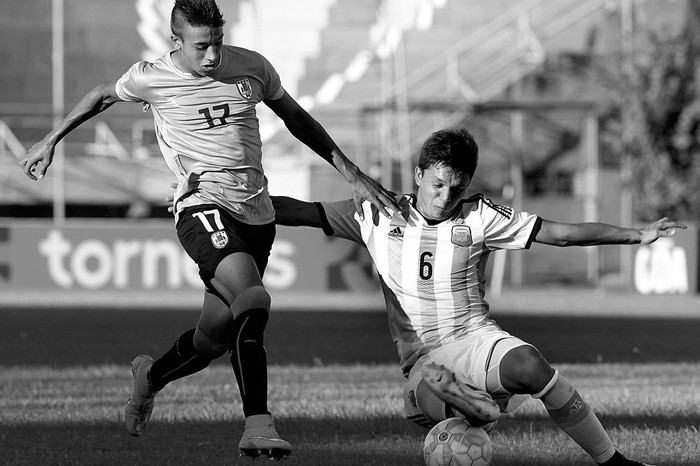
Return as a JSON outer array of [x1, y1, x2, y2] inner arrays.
[[376, 0, 607, 158], [0, 121, 27, 160]]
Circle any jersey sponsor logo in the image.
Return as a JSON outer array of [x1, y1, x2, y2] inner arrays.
[[451, 225, 472, 247], [388, 227, 404, 238], [236, 78, 253, 99], [210, 230, 229, 249]]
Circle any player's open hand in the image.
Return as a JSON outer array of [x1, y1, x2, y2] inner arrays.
[[640, 217, 687, 244], [346, 167, 398, 220], [19, 139, 55, 181]]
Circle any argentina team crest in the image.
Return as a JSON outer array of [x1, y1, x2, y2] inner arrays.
[[236, 78, 253, 99], [451, 225, 472, 247], [210, 230, 229, 249]]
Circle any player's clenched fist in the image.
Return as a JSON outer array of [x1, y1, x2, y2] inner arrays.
[[20, 139, 55, 181]]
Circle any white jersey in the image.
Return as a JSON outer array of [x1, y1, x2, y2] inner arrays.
[[115, 45, 285, 224], [320, 194, 540, 375]]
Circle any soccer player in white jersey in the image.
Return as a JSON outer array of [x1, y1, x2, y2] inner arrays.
[[19, 0, 397, 460], [271, 127, 685, 465]]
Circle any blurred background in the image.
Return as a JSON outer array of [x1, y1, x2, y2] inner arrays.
[[0, 0, 698, 308]]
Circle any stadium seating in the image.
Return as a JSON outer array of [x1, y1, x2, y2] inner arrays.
[[0, 0, 687, 210]]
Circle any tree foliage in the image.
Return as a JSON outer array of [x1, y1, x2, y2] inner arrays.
[[612, 14, 700, 222]]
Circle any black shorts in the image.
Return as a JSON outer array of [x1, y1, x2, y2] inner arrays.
[[176, 204, 276, 290]]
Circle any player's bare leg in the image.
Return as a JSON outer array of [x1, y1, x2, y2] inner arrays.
[[421, 363, 500, 425]]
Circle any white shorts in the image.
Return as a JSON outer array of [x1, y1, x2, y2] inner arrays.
[[403, 326, 532, 418]]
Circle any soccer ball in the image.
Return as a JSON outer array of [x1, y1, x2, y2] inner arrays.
[[423, 418, 492, 466]]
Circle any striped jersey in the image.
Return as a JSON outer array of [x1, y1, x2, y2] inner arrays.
[[319, 194, 540, 375], [115, 46, 285, 224]]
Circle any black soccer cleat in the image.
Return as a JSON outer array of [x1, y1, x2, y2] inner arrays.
[[239, 447, 291, 461], [599, 450, 655, 466]]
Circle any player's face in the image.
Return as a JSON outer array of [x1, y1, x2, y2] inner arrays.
[[172, 24, 224, 77], [414, 164, 470, 221]]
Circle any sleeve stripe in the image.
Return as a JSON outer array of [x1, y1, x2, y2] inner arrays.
[[524, 217, 543, 249], [467, 193, 513, 219], [484, 199, 513, 219]]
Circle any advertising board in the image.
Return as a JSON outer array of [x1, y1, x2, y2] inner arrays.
[[0, 220, 378, 295], [1, 220, 697, 303], [632, 224, 699, 295]]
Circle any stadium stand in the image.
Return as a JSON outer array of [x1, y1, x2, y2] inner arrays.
[[0, 0, 688, 210], [1, 0, 696, 292]]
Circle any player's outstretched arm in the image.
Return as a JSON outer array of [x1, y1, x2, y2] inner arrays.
[[534, 217, 687, 247], [171, 193, 327, 228], [19, 81, 122, 181], [264, 92, 398, 219], [270, 196, 325, 229]]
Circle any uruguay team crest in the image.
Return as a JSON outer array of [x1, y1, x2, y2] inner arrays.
[[236, 78, 253, 99], [451, 225, 472, 247], [210, 230, 229, 249]]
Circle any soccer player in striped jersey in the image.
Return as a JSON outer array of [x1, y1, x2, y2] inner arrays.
[[18, 0, 397, 459], [272, 127, 684, 465]]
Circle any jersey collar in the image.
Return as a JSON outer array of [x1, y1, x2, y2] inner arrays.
[[403, 193, 467, 226]]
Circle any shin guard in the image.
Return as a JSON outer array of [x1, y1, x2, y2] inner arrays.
[[534, 371, 615, 463], [229, 309, 270, 417]]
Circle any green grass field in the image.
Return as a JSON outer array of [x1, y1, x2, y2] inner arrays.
[[2, 306, 700, 465], [2, 362, 699, 465]]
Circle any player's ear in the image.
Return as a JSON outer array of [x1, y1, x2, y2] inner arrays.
[[171, 34, 181, 49], [414, 166, 423, 186]]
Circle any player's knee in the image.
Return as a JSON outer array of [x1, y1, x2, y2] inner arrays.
[[230, 285, 271, 318], [500, 345, 554, 394], [193, 326, 228, 359]]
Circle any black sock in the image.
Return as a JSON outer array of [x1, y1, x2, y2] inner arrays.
[[149, 328, 211, 392], [229, 309, 270, 418]]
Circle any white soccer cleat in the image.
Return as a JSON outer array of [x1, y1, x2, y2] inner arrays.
[[125, 354, 158, 437], [421, 363, 500, 425], [238, 414, 292, 460]]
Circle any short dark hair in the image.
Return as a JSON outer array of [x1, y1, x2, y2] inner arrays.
[[171, 0, 226, 37], [417, 128, 479, 178]]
